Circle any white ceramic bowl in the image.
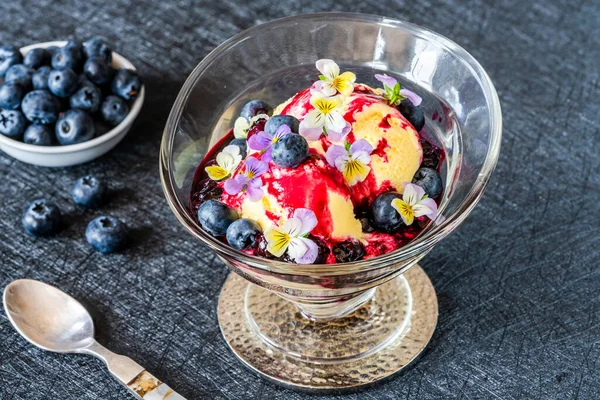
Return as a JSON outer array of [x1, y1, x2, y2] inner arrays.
[[0, 41, 144, 167]]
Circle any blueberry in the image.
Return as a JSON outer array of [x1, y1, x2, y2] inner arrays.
[[72, 175, 108, 208], [197, 200, 239, 236], [48, 68, 79, 98], [229, 138, 247, 158], [83, 37, 112, 62], [272, 133, 309, 168], [5, 64, 34, 89], [332, 240, 365, 263], [70, 84, 102, 113], [0, 81, 26, 110], [240, 100, 272, 120], [311, 236, 331, 264], [21, 90, 60, 124], [0, 45, 23, 77], [101, 95, 129, 126], [0, 110, 28, 139], [372, 192, 405, 232], [23, 124, 54, 146], [22, 199, 62, 237], [264, 115, 300, 136], [111, 69, 142, 101], [78, 74, 95, 88], [23, 48, 50, 69], [32, 66, 52, 90], [84, 56, 113, 85], [51, 44, 83, 71], [46, 46, 59, 57], [55, 109, 95, 145], [412, 167, 443, 198], [226, 218, 261, 250], [398, 99, 425, 132], [85, 216, 128, 253]]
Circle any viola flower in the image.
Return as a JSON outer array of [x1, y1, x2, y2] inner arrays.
[[325, 139, 373, 185], [314, 59, 356, 96], [247, 124, 292, 162], [374, 74, 422, 107], [264, 208, 319, 264], [205, 145, 242, 181], [299, 93, 351, 142], [224, 156, 268, 201], [233, 113, 269, 139], [390, 183, 438, 226]]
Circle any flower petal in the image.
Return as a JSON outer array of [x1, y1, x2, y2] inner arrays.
[[300, 109, 325, 129], [400, 89, 422, 106], [391, 198, 414, 226], [234, 117, 250, 139], [352, 151, 371, 165], [402, 182, 425, 205], [205, 165, 229, 181], [293, 208, 318, 236], [325, 111, 348, 139], [245, 156, 269, 177], [247, 131, 272, 151], [325, 144, 348, 168], [327, 120, 351, 142], [319, 81, 337, 97], [274, 124, 292, 139], [287, 237, 309, 260], [334, 71, 356, 95], [283, 217, 303, 236], [349, 139, 373, 155], [413, 197, 438, 219], [245, 183, 264, 202], [224, 175, 246, 195], [316, 59, 339, 80], [374, 73, 397, 89], [261, 147, 273, 163], [292, 237, 319, 264], [342, 159, 371, 185], [265, 228, 290, 257]]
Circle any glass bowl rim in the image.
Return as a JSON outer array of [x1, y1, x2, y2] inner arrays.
[[160, 12, 502, 275]]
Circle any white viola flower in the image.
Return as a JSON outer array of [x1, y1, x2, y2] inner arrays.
[[298, 92, 351, 142], [233, 113, 269, 139], [314, 59, 356, 96], [325, 139, 373, 186], [264, 208, 319, 264], [204, 145, 242, 181], [390, 183, 439, 226]]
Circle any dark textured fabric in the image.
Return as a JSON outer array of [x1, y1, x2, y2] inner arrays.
[[0, 1, 598, 399]]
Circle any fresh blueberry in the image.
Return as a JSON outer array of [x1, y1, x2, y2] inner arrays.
[[311, 236, 330, 264], [22, 199, 62, 237], [46, 46, 59, 57], [0, 45, 23, 77], [21, 90, 60, 124], [111, 69, 142, 101], [23, 124, 54, 146], [51, 44, 83, 71], [84, 56, 113, 85], [272, 133, 309, 168], [264, 115, 300, 136], [0, 81, 26, 110], [372, 192, 405, 232], [226, 218, 261, 250], [101, 95, 129, 126], [229, 138, 247, 158], [240, 100, 272, 120], [0, 110, 28, 139], [72, 175, 108, 208], [78, 74, 95, 88], [398, 99, 425, 132], [197, 200, 239, 236], [5, 64, 34, 89], [55, 109, 95, 145], [412, 167, 443, 198], [70, 84, 102, 113], [32, 66, 52, 90], [48, 68, 79, 98], [332, 239, 365, 263], [23, 48, 50, 69], [83, 37, 112, 62], [86, 216, 128, 253]]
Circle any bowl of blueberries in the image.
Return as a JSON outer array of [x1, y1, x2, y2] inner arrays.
[[0, 38, 144, 167]]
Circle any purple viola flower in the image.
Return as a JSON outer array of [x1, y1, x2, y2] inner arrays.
[[374, 73, 397, 89], [247, 124, 292, 162], [374, 73, 422, 106], [325, 139, 373, 185], [224, 156, 269, 201]]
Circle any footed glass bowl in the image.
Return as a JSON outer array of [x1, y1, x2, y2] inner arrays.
[[160, 13, 501, 391]]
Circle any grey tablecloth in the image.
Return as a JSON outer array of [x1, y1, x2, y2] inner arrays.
[[0, 1, 599, 399]]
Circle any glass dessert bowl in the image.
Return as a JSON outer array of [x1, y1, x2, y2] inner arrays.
[[160, 13, 501, 391]]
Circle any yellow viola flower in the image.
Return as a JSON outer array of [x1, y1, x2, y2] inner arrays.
[[325, 139, 373, 186], [391, 183, 439, 226], [315, 59, 356, 96], [205, 145, 242, 181], [299, 93, 350, 141], [264, 208, 318, 264]]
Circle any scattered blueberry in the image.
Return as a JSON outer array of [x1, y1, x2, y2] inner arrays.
[[372, 192, 405, 232], [78, 74, 95, 88], [32, 66, 52, 90], [264, 115, 300, 136], [83, 37, 112, 62], [21, 90, 60, 124], [197, 200, 239, 236], [23, 124, 53, 146], [332, 239, 365, 263], [0, 81, 26, 110], [4, 64, 34, 89], [22, 199, 62, 237], [0, 45, 23, 77], [412, 167, 443, 198], [23, 48, 49, 69], [48, 68, 79, 98], [240, 100, 272, 120], [70, 84, 102, 113], [0, 110, 28, 139], [85, 216, 128, 253], [51, 44, 83, 71], [111, 69, 142, 101], [72, 175, 107, 208], [84, 56, 113, 85], [272, 133, 309, 168], [398, 99, 425, 132], [55, 109, 95, 145], [101, 95, 129, 126], [226, 218, 261, 250], [46, 46, 59, 57], [229, 138, 247, 158]]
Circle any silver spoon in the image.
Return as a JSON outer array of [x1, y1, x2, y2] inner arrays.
[[3, 279, 186, 400]]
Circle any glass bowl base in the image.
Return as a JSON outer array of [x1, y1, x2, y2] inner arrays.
[[217, 264, 438, 392]]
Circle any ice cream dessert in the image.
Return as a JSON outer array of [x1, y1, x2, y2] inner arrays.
[[191, 59, 444, 264]]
